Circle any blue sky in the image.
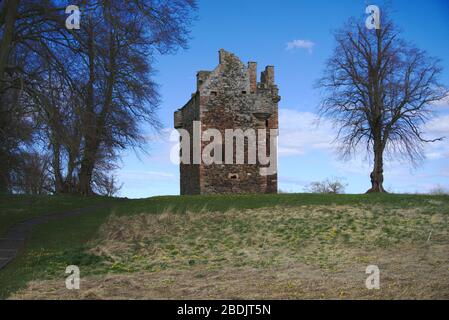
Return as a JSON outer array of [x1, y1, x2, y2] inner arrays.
[[116, 0, 449, 198]]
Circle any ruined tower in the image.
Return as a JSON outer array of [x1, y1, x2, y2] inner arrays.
[[174, 49, 280, 195]]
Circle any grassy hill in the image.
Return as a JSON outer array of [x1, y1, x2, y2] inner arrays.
[[1, 193, 448, 299]]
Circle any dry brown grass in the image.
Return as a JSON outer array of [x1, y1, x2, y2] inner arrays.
[[10, 244, 449, 300], [10, 205, 449, 299]]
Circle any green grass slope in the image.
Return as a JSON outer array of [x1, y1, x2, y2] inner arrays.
[[0, 194, 114, 235], [1, 193, 448, 299]]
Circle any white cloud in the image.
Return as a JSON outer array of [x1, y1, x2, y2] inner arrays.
[[118, 109, 449, 196], [424, 115, 449, 160], [144, 128, 172, 143], [278, 147, 305, 156], [277, 109, 449, 193], [278, 109, 334, 157], [278, 110, 449, 160], [333, 157, 371, 176], [330, 113, 449, 193], [286, 39, 315, 53], [431, 93, 449, 108], [117, 170, 175, 181], [426, 115, 449, 135]]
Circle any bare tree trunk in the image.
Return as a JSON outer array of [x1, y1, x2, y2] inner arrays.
[[0, 0, 19, 88], [366, 139, 386, 193], [65, 150, 77, 193], [79, 129, 99, 195], [51, 141, 64, 193], [79, 150, 95, 195], [0, 0, 19, 193], [78, 123, 98, 194], [78, 18, 96, 195], [79, 11, 116, 196]]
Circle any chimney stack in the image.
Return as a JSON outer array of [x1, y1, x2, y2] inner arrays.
[[219, 48, 226, 64], [248, 62, 257, 93], [261, 66, 274, 87]]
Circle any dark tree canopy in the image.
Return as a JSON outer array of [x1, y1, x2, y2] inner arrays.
[[318, 11, 447, 193], [0, 0, 197, 195]]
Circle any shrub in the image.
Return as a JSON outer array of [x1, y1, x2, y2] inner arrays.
[[304, 177, 347, 194]]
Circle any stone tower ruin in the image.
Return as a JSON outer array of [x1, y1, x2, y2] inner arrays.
[[174, 49, 280, 195]]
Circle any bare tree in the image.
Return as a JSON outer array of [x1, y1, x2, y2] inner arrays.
[[1, 0, 197, 195], [0, 0, 19, 89], [12, 151, 53, 195], [93, 172, 123, 197], [0, 0, 69, 193], [304, 177, 347, 194], [429, 185, 449, 196], [317, 12, 448, 193], [72, 0, 196, 194]]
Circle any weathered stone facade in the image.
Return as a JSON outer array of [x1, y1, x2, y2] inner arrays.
[[174, 49, 280, 195]]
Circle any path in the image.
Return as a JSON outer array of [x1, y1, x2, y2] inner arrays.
[[0, 205, 108, 270]]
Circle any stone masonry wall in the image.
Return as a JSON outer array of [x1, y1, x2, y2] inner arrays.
[[175, 94, 201, 195], [174, 49, 280, 195]]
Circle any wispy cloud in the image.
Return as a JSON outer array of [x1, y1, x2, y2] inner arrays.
[[117, 170, 175, 181], [426, 115, 449, 134], [424, 114, 449, 160], [278, 108, 449, 192], [431, 93, 449, 108], [286, 39, 315, 53], [278, 109, 334, 157]]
